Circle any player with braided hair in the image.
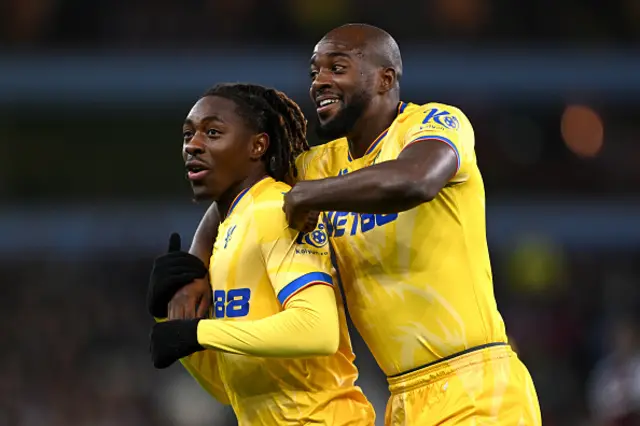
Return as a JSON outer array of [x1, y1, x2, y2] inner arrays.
[[148, 83, 375, 426], [200, 83, 309, 184]]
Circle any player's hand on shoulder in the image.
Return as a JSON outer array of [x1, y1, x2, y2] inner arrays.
[[147, 233, 208, 319], [283, 184, 320, 232], [168, 277, 212, 320]]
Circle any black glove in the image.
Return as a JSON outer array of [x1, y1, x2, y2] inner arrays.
[[147, 233, 208, 318], [150, 319, 204, 369]]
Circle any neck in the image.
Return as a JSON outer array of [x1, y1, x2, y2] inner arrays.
[[217, 169, 268, 220], [347, 96, 400, 159]]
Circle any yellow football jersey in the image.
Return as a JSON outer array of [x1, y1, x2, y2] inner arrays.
[[184, 177, 373, 425], [295, 102, 508, 376]]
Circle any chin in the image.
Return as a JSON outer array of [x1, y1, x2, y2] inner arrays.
[[314, 102, 362, 141], [190, 184, 216, 202], [316, 122, 347, 141]]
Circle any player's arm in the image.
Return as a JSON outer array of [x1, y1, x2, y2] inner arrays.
[[165, 202, 221, 320], [148, 233, 209, 321], [286, 142, 455, 214], [150, 214, 340, 367], [146, 202, 220, 321], [189, 201, 221, 267], [197, 284, 338, 357], [173, 205, 229, 403], [285, 108, 469, 215], [196, 214, 339, 358]]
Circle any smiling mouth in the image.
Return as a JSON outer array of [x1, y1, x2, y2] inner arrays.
[[316, 98, 341, 115]]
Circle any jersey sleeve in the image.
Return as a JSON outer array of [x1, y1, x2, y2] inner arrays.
[[258, 208, 334, 306], [196, 284, 339, 357], [195, 196, 340, 358], [401, 104, 475, 183]]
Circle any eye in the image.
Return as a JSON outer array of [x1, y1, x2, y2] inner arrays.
[[309, 69, 318, 80], [332, 64, 346, 73], [182, 130, 193, 140], [207, 129, 220, 137]]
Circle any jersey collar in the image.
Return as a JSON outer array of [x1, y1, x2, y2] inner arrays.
[[226, 176, 272, 219], [347, 101, 408, 162]]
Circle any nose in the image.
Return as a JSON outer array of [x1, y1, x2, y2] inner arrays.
[[311, 69, 333, 95], [184, 134, 205, 157]]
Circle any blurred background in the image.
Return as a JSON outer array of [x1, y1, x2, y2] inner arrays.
[[2, 0, 640, 425]]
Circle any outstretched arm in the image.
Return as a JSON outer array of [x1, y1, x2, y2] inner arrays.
[[285, 140, 457, 215], [284, 105, 474, 223]]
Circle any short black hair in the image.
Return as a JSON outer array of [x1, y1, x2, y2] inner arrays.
[[202, 83, 309, 183]]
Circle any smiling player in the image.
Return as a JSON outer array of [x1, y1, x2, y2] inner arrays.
[[159, 24, 542, 425]]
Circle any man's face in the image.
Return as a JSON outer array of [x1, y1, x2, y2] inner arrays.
[[182, 96, 257, 201], [308, 40, 375, 140]]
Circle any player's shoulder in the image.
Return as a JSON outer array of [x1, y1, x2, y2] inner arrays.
[[296, 139, 347, 163], [250, 178, 290, 206], [295, 139, 348, 180], [399, 101, 468, 120], [245, 178, 290, 234], [395, 101, 471, 132]]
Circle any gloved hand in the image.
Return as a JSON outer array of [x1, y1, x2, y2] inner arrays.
[[150, 319, 204, 369], [147, 233, 208, 318]]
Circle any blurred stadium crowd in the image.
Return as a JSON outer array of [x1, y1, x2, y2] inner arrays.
[[1, 1, 640, 426], [2, 0, 640, 47]]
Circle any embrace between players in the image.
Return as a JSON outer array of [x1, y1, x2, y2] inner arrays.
[[146, 24, 542, 425]]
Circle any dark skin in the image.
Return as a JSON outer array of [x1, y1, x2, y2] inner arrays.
[[182, 96, 270, 210], [284, 24, 457, 221], [170, 24, 457, 319], [167, 96, 269, 320]]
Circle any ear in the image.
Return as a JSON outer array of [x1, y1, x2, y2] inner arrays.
[[249, 132, 270, 160], [379, 68, 397, 94]]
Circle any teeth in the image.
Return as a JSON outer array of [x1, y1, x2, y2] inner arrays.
[[319, 99, 338, 107]]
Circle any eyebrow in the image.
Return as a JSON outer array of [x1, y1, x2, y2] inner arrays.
[[309, 51, 352, 65], [183, 114, 226, 126]]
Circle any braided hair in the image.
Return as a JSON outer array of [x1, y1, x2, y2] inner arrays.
[[201, 83, 309, 183]]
